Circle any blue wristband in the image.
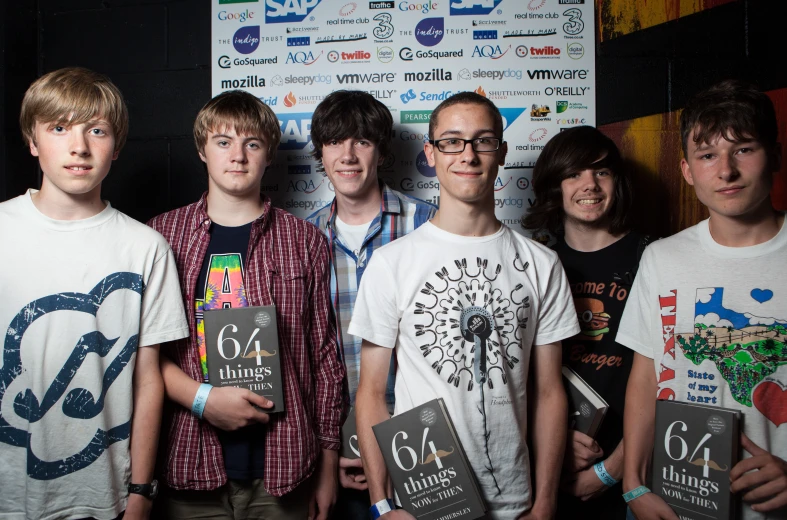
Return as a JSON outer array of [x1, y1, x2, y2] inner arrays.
[[191, 383, 212, 419], [370, 498, 395, 519], [593, 460, 618, 487], [623, 485, 651, 503]]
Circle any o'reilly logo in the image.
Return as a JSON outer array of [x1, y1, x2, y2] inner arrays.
[[527, 68, 587, 80], [221, 76, 265, 89], [404, 68, 452, 81], [369, 1, 394, 7], [336, 72, 396, 84]]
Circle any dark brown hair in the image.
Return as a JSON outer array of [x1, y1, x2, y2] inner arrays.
[[680, 79, 778, 156], [310, 90, 393, 171], [428, 91, 503, 138], [522, 126, 633, 235]]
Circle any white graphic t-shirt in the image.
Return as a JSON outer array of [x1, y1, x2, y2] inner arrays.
[[349, 222, 579, 520], [0, 191, 189, 520], [618, 217, 787, 520]]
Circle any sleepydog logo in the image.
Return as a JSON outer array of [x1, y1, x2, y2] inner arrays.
[[0, 273, 143, 480]]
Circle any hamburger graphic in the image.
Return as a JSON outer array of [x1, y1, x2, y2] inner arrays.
[[574, 297, 610, 341]]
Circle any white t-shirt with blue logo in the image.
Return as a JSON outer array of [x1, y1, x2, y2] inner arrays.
[[349, 222, 579, 520], [0, 191, 189, 520]]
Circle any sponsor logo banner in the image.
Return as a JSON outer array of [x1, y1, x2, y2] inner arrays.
[[265, 0, 323, 24], [450, 0, 504, 16]]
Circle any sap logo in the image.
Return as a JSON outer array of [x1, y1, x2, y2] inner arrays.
[[287, 178, 324, 193], [266, 0, 322, 24], [415, 17, 444, 47], [234, 26, 261, 54], [494, 176, 511, 191], [472, 44, 510, 59], [527, 68, 587, 80], [498, 108, 525, 130], [286, 50, 322, 64], [399, 1, 439, 14], [473, 30, 497, 40], [278, 113, 313, 150], [288, 165, 312, 175], [287, 36, 310, 46], [400, 89, 416, 104], [450, 0, 503, 16]]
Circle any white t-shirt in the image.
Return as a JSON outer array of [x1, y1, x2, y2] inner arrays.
[[335, 216, 372, 256], [0, 191, 189, 520], [349, 222, 579, 520], [618, 217, 787, 520]]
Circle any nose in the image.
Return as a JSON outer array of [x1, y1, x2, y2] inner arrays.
[[230, 141, 248, 163], [579, 170, 599, 190], [340, 140, 357, 162], [70, 131, 89, 157], [719, 152, 740, 181], [458, 140, 479, 163]]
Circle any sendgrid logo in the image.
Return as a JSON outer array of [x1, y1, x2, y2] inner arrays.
[[415, 17, 444, 47], [450, 0, 503, 15], [233, 26, 260, 54], [278, 112, 312, 150], [266, 0, 322, 24]]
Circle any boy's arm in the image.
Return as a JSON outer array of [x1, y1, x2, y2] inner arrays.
[[126, 344, 164, 519], [520, 342, 567, 520]]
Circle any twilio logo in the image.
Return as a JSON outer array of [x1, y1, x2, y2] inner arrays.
[[530, 45, 560, 56], [342, 50, 371, 60], [529, 128, 548, 142]]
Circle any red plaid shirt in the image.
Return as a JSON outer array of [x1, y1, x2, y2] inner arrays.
[[148, 194, 346, 495]]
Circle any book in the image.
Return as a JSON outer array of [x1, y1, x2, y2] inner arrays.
[[203, 305, 284, 413], [562, 366, 608, 437], [341, 407, 361, 459], [652, 400, 741, 520], [372, 398, 486, 520]]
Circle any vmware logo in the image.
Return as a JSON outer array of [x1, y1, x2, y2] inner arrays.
[[450, 0, 503, 16], [266, 0, 322, 24]]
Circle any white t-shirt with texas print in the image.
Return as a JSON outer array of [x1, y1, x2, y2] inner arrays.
[[349, 222, 579, 520], [618, 217, 787, 520], [0, 191, 189, 520]]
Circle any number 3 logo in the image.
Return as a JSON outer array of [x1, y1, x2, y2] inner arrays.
[[374, 13, 394, 40], [562, 8, 584, 35]]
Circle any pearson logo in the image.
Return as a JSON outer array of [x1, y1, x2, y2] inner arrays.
[[233, 26, 261, 54], [278, 113, 313, 150], [450, 0, 503, 16], [415, 17, 444, 47], [266, 0, 322, 24], [401, 110, 432, 124]]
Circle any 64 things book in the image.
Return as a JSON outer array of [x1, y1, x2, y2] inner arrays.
[[562, 366, 608, 437], [652, 400, 741, 520], [203, 305, 284, 413], [372, 399, 486, 520]]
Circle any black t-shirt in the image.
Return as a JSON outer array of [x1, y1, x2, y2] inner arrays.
[[553, 232, 644, 519], [196, 222, 265, 480]]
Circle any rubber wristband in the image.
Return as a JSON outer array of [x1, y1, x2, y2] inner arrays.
[[370, 498, 395, 519], [623, 485, 651, 503], [594, 460, 618, 487], [191, 383, 212, 419]]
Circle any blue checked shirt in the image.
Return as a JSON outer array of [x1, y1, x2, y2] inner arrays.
[[307, 183, 436, 406]]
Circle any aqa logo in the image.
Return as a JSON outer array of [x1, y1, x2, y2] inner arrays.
[[286, 50, 323, 65], [472, 44, 509, 59], [279, 113, 313, 150], [266, 0, 322, 24], [415, 17, 444, 47], [450, 0, 503, 16], [234, 26, 261, 54]]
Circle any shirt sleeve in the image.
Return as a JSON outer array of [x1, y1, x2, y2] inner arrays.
[[348, 253, 400, 349], [139, 246, 189, 347], [307, 230, 348, 450], [533, 255, 581, 346], [616, 246, 657, 359]]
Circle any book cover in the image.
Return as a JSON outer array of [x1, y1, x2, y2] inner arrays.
[[562, 366, 608, 438], [341, 407, 361, 459], [203, 305, 284, 413], [652, 400, 741, 520], [372, 398, 486, 520]]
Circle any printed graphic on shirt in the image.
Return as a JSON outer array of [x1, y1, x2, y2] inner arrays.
[[412, 253, 533, 497], [196, 254, 249, 380], [0, 272, 142, 480], [673, 288, 787, 422], [575, 297, 610, 341]]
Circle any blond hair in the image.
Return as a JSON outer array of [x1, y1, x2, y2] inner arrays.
[[20, 67, 129, 152], [193, 90, 281, 159]]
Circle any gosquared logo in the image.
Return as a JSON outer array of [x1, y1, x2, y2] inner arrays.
[[450, 0, 503, 16], [266, 0, 322, 24]]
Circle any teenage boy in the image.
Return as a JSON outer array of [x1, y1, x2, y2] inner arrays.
[[524, 126, 647, 519], [147, 90, 346, 520], [306, 90, 436, 518], [351, 92, 580, 520], [0, 67, 189, 519], [619, 80, 787, 520]]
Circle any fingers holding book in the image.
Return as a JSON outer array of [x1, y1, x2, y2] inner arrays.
[[203, 386, 274, 430]]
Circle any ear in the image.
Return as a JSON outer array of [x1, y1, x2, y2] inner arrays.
[[198, 150, 207, 164], [498, 141, 508, 166], [112, 149, 120, 161], [29, 139, 40, 157], [425, 141, 436, 167], [680, 158, 695, 186]]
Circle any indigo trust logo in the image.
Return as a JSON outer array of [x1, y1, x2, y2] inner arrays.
[[234, 26, 261, 54], [415, 17, 444, 47], [0, 273, 143, 480]]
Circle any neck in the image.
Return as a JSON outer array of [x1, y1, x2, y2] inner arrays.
[[431, 196, 499, 237], [335, 185, 382, 225], [563, 219, 625, 252], [206, 188, 264, 226], [32, 183, 106, 220], [708, 205, 783, 247]]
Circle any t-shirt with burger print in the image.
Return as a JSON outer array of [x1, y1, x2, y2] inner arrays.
[[552, 232, 645, 519]]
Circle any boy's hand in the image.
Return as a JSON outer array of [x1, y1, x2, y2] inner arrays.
[[626, 492, 679, 520], [202, 386, 272, 431], [123, 494, 152, 520], [339, 456, 368, 490], [730, 433, 787, 512], [561, 465, 609, 501], [309, 449, 338, 520], [564, 430, 603, 472]]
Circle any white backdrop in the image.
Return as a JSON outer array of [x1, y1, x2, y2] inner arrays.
[[212, 0, 595, 233]]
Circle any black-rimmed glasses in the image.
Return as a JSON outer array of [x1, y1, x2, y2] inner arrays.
[[429, 137, 502, 154]]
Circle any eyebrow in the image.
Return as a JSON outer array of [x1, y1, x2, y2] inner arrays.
[[437, 128, 497, 138]]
